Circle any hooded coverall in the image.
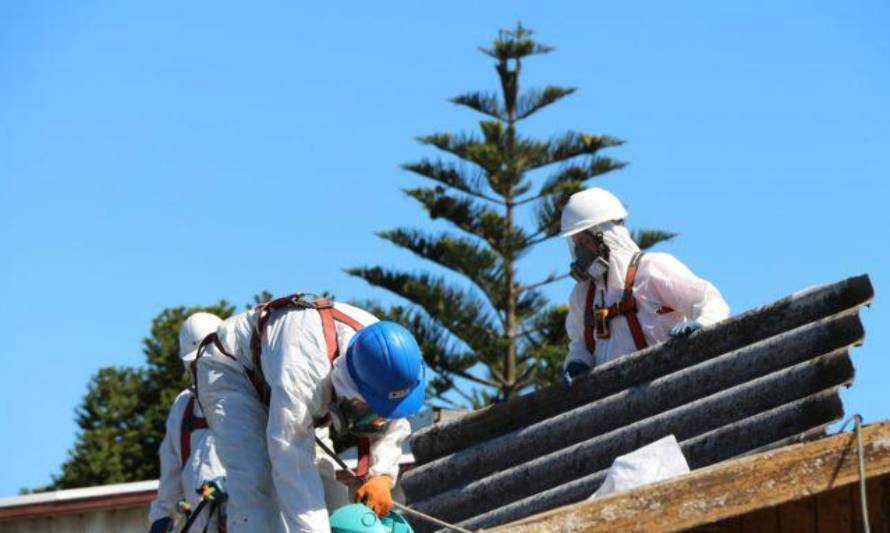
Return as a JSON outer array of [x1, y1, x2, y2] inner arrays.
[[148, 388, 226, 532], [565, 222, 730, 370], [197, 301, 411, 532]]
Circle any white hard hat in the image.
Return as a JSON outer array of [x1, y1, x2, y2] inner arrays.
[[559, 187, 628, 238], [179, 312, 223, 362]]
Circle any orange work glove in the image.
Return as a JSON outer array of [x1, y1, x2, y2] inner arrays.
[[354, 475, 394, 517]]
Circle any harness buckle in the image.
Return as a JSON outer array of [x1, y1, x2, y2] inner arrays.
[[594, 306, 611, 339], [287, 293, 334, 310]]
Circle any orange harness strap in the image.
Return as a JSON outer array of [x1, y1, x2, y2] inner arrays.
[[619, 253, 648, 351], [583, 252, 649, 355], [252, 294, 372, 480], [180, 395, 209, 467], [315, 299, 371, 479], [583, 281, 597, 354]]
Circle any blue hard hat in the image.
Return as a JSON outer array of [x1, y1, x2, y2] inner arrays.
[[346, 321, 426, 419]]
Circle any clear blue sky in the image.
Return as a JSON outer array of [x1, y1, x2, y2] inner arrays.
[[1, 1, 888, 496]]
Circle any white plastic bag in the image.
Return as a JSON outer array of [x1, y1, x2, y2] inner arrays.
[[590, 434, 690, 499]]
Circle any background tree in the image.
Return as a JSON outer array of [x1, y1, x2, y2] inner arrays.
[[349, 24, 674, 407], [46, 302, 235, 490]]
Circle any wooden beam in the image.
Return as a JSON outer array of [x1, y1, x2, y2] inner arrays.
[[486, 419, 890, 533]]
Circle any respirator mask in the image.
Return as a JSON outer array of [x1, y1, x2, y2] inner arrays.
[[569, 231, 610, 282], [329, 398, 391, 437]]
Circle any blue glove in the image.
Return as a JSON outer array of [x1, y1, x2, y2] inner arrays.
[[670, 320, 703, 337], [148, 517, 173, 533], [563, 361, 591, 387]]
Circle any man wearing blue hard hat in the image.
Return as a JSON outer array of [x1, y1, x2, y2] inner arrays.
[[194, 294, 426, 532]]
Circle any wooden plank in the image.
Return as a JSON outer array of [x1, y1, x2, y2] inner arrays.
[[850, 475, 890, 533], [866, 476, 887, 533], [851, 484, 866, 533], [685, 516, 744, 532], [487, 420, 890, 533], [879, 475, 890, 533], [741, 507, 780, 532], [814, 485, 853, 533], [686, 516, 743, 532], [777, 494, 816, 533]]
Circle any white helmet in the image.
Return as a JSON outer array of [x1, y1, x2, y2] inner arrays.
[[179, 312, 223, 363], [559, 187, 628, 238]]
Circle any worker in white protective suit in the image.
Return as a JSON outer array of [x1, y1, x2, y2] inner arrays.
[[195, 294, 425, 533], [148, 312, 227, 533], [561, 188, 730, 385]]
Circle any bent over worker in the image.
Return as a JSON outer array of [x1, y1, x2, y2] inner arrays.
[[561, 188, 730, 385], [196, 294, 425, 532], [148, 312, 227, 532]]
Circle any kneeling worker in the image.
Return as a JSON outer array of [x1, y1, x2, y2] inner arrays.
[[560, 188, 730, 385]]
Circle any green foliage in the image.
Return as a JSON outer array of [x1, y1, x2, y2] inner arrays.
[[47, 301, 235, 490], [349, 24, 673, 408], [50, 367, 149, 488], [633, 229, 680, 251]]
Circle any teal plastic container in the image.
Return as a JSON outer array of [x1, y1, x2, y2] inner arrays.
[[330, 503, 414, 533]]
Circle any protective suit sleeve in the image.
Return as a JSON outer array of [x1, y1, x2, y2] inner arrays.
[[564, 281, 595, 371], [148, 392, 189, 523], [643, 253, 730, 327], [368, 418, 411, 480]]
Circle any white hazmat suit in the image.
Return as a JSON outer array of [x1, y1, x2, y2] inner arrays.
[[565, 221, 730, 369], [148, 388, 226, 531], [197, 301, 411, 533]]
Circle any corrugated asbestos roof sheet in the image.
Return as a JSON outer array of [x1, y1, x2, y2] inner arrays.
[[401, 274, 874, 531]]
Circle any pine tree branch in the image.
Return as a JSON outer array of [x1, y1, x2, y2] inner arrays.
[[515, 157, 626, 207], [515, 363, 538, 388], [404, 187, 527, 253], [521, 272, 571, 291], [402, 159, 503, 204], [479, 23, 553, 61], [532, 180, 587, 241], [437, 364, 501, 388], [377, 229, 505, 311], [416, 131, 503, 175], [515, 86, 576, 120], [524, 231, 556, 248], [486, 365, 507, 385], [522, 132, 626, 172], [450, 382, 479, 406], [450, 91, 506, 121], [633, 229, 678, 250], [346, 266, 500, 356], [516, 288, 547, 324], [429, 395, 460, 409], [373, 303, 501, 393], [431, 392, 462, 408], [364, 296, 510, 379]]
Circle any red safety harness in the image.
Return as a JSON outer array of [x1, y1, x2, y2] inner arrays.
[[180, 394, 209, 467], [584, 252, 650, 354], [196, 294, 373, 479]]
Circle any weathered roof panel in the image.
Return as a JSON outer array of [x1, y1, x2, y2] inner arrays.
[[402, 275, 873, 530]]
